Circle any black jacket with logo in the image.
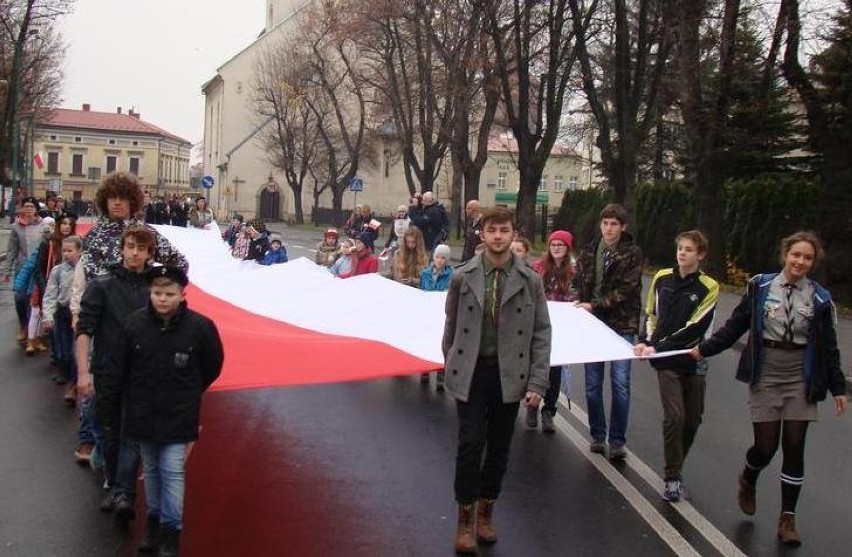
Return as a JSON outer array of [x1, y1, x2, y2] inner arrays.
[[100, 302, 224, 443], [640, 268, 719, 373]]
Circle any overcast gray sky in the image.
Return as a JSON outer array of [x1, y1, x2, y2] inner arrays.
[[62, 0, 265, 145]]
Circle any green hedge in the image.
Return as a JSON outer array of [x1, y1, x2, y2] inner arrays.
[[552, 187, 612, 249], [555, 174, 822, 275]]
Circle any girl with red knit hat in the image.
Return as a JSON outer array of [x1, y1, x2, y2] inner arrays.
[[528, 229, 578, 433]]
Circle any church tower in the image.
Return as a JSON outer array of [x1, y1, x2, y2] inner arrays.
[[266, 0, 310, 32]]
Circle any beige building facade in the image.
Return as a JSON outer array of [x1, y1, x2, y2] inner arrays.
[[202, 0, 597, 222], [32, 104, 191, 207]]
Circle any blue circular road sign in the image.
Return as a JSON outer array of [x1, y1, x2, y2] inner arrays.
[[202, 175, 215, 189]]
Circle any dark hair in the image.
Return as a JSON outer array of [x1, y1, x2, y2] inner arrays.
[[512, 236, 531, 253], [600, 203, 629, 225], [779, 231, 824, 267], [120, 225, 156, 254], [676, 230, 709, 254], [96, 172, 144, 216], [480, 206, 515, 230]]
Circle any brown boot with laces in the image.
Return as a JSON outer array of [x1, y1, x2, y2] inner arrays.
[[777, 512, 801, 546], [454, 504, 476, 554], [476, 498, 498, 544], [737, 473, 756, 515]]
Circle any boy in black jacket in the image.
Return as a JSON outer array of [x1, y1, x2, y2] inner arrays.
[[76, 226, 155, 522], [102, 265, 223, 556], [634, 230, 719, 502]]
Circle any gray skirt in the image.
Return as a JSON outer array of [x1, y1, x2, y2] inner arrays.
[[748, 347, 818, 422]]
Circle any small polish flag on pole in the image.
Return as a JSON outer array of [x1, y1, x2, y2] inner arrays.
[[33, 151, 44, 170]]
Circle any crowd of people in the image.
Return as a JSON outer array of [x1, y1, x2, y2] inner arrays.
[[3, 173, 218, 556], [3, 179, 847, 554]]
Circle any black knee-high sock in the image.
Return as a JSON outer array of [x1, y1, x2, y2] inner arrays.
[[743, 421, 781, 486], [780, 420, 809, 514]]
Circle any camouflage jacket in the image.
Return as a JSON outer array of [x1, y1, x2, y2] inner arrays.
[[82, 217, 188, 281], [576, 232, 643, 334]]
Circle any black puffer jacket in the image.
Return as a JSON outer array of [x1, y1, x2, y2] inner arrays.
[[101, 302, 223, 443], [76, 265, 151, 375]]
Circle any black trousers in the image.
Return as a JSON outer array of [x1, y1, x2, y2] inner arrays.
[[454, 359, 521, 505]]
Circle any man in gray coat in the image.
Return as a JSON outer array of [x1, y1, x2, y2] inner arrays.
[[442, 206, 551, 554]]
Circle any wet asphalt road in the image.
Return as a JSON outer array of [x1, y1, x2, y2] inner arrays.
[[1, 224, 850, 556]]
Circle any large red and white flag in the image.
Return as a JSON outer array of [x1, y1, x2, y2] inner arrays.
[[151, 224, 638, 392], [33, 151, 44, 170]]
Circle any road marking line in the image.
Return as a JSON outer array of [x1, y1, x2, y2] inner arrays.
[[558, 395, 746, 557], [552, 411, 700, 556]]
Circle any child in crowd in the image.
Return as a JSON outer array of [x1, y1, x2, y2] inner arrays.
[[315, 228, 341, 267], [420, 243, 454, 391], [420, 244, 453, 292], [245, 220, 270, 261], [41, 235, 83, 405], [231, 224, 251, 260], [510, 237, 532, 263], [261, 234, 288, 265], [329, 239, 355, 278], [103, 265, 223, 556], [529, 230, 579, 433], [392, 226, 427, 287]]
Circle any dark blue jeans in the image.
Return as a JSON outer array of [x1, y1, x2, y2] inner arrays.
[[94, 373, 139, 497], [584, 334, 634, 447], [13, 291, 30, 330], [52, 307, 76, 381]]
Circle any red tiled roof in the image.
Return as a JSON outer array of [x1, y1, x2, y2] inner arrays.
[[488, 134, 579, 157], [41, 108, 190, 145]]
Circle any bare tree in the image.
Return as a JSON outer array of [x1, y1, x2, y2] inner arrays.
[[355, 0, 454, 197], [297, 0, 375, 225], [673, 0, 743, 278], [567, 0, 675, 217], [253, 45, 323, 224], [485, 0, 584, 237], [0, 0, 71, 193]]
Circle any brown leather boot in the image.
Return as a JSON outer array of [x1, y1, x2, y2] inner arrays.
[[476, 498, 497, 544], [777, 512, 801, 546], [737, 473, 756, 515], [454, 504, 476, 554]]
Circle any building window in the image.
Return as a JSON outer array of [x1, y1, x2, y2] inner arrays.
[[538, 175, 548, 192], [72, 154, 84, 175], [74, 136, 82, 143], [132, 140, 139, 146], [49, 135, 57, 141], [129, 157, 140, 176], [106, 155, 117, 174], [569, 175, 579, 190], [47, 152, 60, 174], [497, 160, 510, 171], [554, 175, 564, 192], [497, 171, 507, 191], [108, 139, 116, 145]]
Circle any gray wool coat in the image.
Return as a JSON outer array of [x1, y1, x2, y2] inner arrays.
[[442, 253, 552, 403]]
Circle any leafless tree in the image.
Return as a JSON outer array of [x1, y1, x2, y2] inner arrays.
[[485, 0, 585, 238], [253, 44, 323, 224], [567, 0, 675, 217], [0, 0, 71, 191], [673, 0, 743, 278]]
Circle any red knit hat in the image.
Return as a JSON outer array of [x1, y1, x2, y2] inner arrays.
[[548, 230, 573, 250]]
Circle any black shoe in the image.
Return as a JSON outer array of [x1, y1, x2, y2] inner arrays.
[[138, 515, 160, 553], [608, 444, 627, 461], [541, 409, 556, 434], [589, 440, 607, 455], [114, 494, 136, 528], [99, 492, 117, 513], [157, 526, 180, 557], [436, 372, 445, 392], [419, 373, 430, 384]]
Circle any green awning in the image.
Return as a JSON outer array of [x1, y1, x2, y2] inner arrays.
[[494, 191, 549, 204]]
